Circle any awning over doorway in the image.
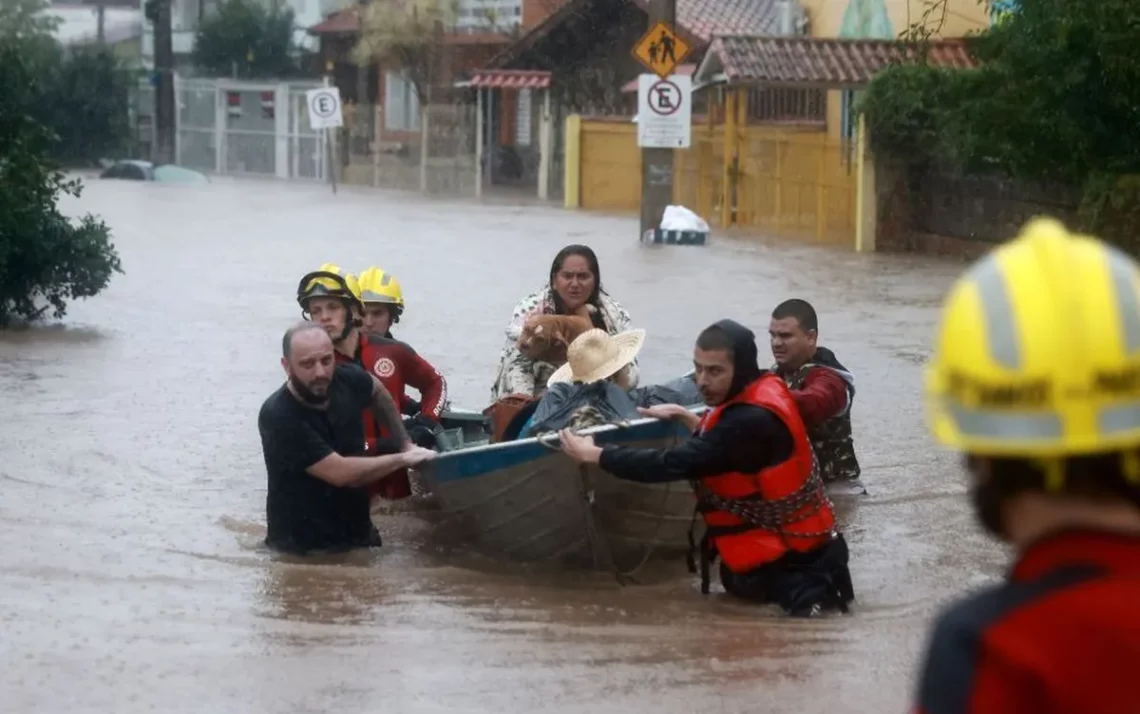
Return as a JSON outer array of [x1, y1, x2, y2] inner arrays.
[[470, 69, 553, 89]]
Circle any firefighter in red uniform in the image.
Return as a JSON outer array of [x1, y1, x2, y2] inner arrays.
[[356, 265, 446, 429], [560, 319, 855, 616], [914, 218, 1140, 713], [296, 264, 448, 500]]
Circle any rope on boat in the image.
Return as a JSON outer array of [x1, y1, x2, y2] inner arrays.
[[539, 421, 679, 586]]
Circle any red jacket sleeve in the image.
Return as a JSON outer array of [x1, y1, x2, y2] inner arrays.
[[789, 366, 849, 428], [396, 344, 447, 421]]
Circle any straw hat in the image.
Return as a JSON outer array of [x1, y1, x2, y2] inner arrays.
[[547, 328, 646, 386]]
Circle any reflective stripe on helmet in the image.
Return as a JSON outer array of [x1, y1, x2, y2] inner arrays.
[[967, 255, 1022, 369], [360, 289, 398, 304], [948, 404, 1062, 440], [1106, 246, 1140, 353], [946, 401, 1140, 441]]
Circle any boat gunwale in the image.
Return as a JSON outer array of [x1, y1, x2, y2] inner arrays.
[[432, 405, 709, 462]]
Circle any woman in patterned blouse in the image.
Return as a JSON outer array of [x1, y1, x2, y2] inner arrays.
[[490, 244, 638, 401]]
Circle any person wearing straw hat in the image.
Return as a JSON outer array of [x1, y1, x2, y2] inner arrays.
[[517, 328, 646, 438], [560, 319, 853, 616], [547, 328, 646, 388], [912, 218, 1140, 714]]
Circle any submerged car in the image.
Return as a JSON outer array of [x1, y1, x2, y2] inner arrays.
[[99, 160, 209, 183]]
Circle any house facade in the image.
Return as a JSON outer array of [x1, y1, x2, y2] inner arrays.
[[308, 0, 562, 148], [552, 0, 992, 239]]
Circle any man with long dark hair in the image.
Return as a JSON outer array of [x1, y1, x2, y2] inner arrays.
[[560, 319, 855, 616]]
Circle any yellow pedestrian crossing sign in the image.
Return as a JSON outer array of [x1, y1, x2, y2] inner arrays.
[[632, 21, 692, 79]]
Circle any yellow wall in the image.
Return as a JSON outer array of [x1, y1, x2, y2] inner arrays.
[[577, 117, 861, 247], [578, 119, 721, 220], [579, 120, 642, 212], [800, 0, 991, 40]]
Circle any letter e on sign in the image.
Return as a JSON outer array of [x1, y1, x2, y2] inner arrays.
[[305, 87, 344, 130]]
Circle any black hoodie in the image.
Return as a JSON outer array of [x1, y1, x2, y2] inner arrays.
[[711, 318, 764, 400], [597, 320, 794, 484]]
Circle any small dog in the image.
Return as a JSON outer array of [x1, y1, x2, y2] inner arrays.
[[517, 305, 597, 363]]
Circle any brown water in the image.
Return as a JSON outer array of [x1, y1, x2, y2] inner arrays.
[[0, 177, 1006, 713]]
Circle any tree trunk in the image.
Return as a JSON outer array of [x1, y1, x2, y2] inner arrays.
[[418, 80, 431, 193], [419, 102, 429, 192]]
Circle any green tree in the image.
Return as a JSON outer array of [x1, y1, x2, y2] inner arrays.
[[964, 0, 1140, 183], [861, 0, 1140, 185], [353, 0, 459, 191], [0, 40, 123, 326], [41, 46, 133, 165], [193, 0, 299, 78], [353, 0, 459, 106], [0, 0, 130, 166]]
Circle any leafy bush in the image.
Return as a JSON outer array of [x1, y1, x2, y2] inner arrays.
[[0, 42, 123, 326], [1, 0, 130, 167], [857, 63, 960, 168], [860, 0, 1140, 188], [859, 0, 1140, 251]]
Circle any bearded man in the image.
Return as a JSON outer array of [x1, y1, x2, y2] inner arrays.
[[257, 322, 435, 555]]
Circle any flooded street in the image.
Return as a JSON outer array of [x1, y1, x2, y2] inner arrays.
[[1, 177, 1004, 713]]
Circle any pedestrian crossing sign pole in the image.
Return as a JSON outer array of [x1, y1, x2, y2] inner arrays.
[[631, 20, 692, 79]]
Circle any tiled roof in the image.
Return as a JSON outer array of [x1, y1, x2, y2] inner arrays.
[[485, 0, 777, 69], [639, 0, 779, 42], [309, 7, 359, 35], [703, 36, 977, 87], [470, 69, 552, 89]]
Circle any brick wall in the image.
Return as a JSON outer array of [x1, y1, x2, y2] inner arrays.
[[875, 162, 1082, 256]]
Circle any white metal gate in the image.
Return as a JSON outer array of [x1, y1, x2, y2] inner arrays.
[[140, 76, 328, 180]]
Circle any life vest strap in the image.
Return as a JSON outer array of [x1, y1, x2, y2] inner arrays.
[[684, 505, 716, 594], [693, 460, 836, 539]]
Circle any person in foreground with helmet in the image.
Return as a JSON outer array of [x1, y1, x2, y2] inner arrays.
[[258, 322, 436, 554], [356, 265, 444, 431], [913, 217, 1140, 713], [559, 319, 854, 616], [297, 264, 447, 500], [769, 298, 866, 496]]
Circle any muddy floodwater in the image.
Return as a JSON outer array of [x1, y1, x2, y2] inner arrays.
[[0, 177, 1007, 713]]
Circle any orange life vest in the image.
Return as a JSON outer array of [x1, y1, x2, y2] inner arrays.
[[696, 373, 837, 574]]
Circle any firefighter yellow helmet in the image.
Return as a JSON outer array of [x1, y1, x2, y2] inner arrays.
[[357, 266, 405, 322], [924, 217, 1140, 458], [357, 267, 404, 306], [296, 263, 362, 309]]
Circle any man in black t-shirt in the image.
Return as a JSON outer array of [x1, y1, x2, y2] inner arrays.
[[258, 322, 436, 554]]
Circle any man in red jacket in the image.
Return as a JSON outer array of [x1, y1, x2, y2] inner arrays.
[[769, 299, 866, 496], [913, 218, 1140, 714]]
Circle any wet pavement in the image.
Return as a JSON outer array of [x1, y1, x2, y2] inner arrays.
[[0, 176, 1006, 713]]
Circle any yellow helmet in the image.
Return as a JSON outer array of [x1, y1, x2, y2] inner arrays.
[[296, 262, 362, 310], [924, 217, 1140, 458], [357, 266, 405, 321]]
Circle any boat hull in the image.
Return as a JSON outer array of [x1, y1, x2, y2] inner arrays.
[[417, 414, 705, 569]]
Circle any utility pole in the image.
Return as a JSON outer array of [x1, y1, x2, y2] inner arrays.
[[638, 0, 676, 238], [152, 0, 176, 164], [95, 0, 105, 44]]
